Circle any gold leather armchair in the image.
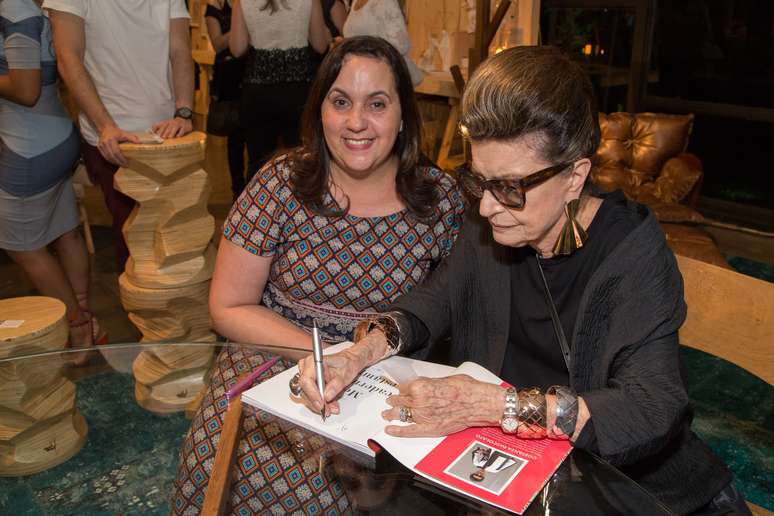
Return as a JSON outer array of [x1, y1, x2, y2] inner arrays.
[[592, 112, 729, 268]]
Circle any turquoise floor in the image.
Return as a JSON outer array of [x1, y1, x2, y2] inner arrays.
[[0, 374, 189, 516], [685, 346, 774, 509], [0, 256, 772, 515]]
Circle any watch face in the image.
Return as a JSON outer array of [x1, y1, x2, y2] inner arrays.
[[501, 417, 518, 433], [176, 107, 193, 120]]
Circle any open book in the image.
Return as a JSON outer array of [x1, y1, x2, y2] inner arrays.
[[242, 343, 572, 514]]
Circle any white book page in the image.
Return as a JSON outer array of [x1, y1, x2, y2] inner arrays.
[[241, 343, 455, 456]]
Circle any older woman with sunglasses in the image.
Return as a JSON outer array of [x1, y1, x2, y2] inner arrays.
[[296, 46, 747, 515]]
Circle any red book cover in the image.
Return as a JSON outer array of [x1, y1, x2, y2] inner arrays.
[[415, 426, 572, 514]]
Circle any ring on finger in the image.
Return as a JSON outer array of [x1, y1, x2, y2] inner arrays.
[[399, 406, 413, 423], [289, 373, 302, 397]]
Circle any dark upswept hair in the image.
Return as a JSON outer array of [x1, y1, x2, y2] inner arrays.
[[289, 35, 437, 220], [460, 46, 600, 165]]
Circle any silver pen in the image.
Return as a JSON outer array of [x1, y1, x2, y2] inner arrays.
[[312, 320, 326, 421]]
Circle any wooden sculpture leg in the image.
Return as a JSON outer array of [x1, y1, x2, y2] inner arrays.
[[133, 344, 216, 414], [113, 133, 217, 416], [120, 273, 216, 414], [0, 297, 88, 476], [119, 275, 213, 342]]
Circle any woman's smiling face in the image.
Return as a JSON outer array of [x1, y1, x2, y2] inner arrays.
[[322, 54, 402, 181]]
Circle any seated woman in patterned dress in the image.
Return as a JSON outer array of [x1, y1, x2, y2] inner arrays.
[[170, 36, 465, 515]]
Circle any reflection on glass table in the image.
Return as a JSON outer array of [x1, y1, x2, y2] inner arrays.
[[0, 343, 673, 515]]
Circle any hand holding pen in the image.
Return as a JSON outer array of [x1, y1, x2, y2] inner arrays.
[[312, 320, 326, 421], [295, 322, 375, 419]]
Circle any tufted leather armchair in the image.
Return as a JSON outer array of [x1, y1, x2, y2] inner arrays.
[[592, 112, 729, 268]]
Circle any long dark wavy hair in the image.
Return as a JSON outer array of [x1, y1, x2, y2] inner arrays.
[[289, 36, 438, 220]]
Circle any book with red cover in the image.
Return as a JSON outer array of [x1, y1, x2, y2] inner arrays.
[[243, 343, 572, 514]]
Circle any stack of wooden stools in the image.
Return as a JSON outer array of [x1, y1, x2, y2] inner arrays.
[[0, 296, 87, 475], [116, 132, 217, 414]]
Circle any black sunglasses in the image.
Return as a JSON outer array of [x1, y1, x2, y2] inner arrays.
[[458, 162, 574, 209]]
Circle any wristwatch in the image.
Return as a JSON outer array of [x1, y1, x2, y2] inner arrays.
[[500, 387, 519, 433], [174, 107, 193, 120]]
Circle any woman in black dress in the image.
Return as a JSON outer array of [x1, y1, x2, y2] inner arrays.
[[205, 0, 247, 200]]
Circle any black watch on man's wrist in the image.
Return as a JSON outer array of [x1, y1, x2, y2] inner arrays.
[[174, 107, 193, 120]]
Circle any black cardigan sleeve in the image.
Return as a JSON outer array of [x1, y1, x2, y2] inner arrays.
[[390, 213, 480, 356], [578, 332, 690, 465], [570, 224, 691, 466], [390, 245, 455, 357]]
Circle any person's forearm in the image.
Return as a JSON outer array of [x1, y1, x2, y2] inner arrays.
[[229, 0, 249, 57], [57, 53, 116, 132], [347, 330, 391, 370], [0, 76, 14, 99], [170, 36, 194, 110], [205, 17, 230, 53], [308, 0, 332, 54], [211, 31, 230, 53], [329, 0, 347, 33], [0, 74, 40, 106], [211, 304, 313, 349]]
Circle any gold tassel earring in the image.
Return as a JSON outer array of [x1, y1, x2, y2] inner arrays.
[[552, 198, 588, 256]]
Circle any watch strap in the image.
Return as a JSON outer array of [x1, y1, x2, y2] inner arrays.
[[504, 387, 518, 410], [174, 107, 193, 120], [500, 387, 519, 433]]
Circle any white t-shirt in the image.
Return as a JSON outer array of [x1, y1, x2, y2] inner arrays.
[[240, 0, 310, 50], [343, 0, 424, 85], [42, 0, 190, 145]]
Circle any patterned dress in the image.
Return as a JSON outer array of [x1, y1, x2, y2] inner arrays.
[[171, 156, 464, 515]]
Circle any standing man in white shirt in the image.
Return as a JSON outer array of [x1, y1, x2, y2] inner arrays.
[[44, 0, 195, 271]]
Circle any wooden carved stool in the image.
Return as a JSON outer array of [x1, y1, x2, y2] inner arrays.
[[116, 132, 216, 414], [0, 296, 88, 476]]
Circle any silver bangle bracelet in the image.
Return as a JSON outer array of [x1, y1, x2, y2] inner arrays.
[[547, 385, 579, 437]]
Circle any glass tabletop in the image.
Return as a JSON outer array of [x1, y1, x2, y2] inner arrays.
[[0, 343, 674, 515]]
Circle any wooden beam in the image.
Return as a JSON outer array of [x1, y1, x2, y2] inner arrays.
[[470, 0, 519, 76], [484, 0, 514, 49], [449, 65, 466, 95], [627, 0, 655, 111], [201, 397, 244, 516], [677, 254, 774, 386], [469, 0, 491, 74]]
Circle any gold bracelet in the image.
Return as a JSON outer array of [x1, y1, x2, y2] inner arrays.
[[354, 314, 402, 359], [517, 387, 548, 438]]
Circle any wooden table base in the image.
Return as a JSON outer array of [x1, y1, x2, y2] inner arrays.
[[115, 133, 217, 415], [0, 297, 88, 476]]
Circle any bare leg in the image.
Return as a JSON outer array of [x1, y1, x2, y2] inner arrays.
[[51, 228, 90, 310], [6, 246, 91, 350]]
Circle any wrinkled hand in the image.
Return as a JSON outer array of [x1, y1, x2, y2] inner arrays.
[[382, 375, 503, 437], [152, 117, 193, 139], [295, 347, 367, 418], [98, 125, 140, 166]]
